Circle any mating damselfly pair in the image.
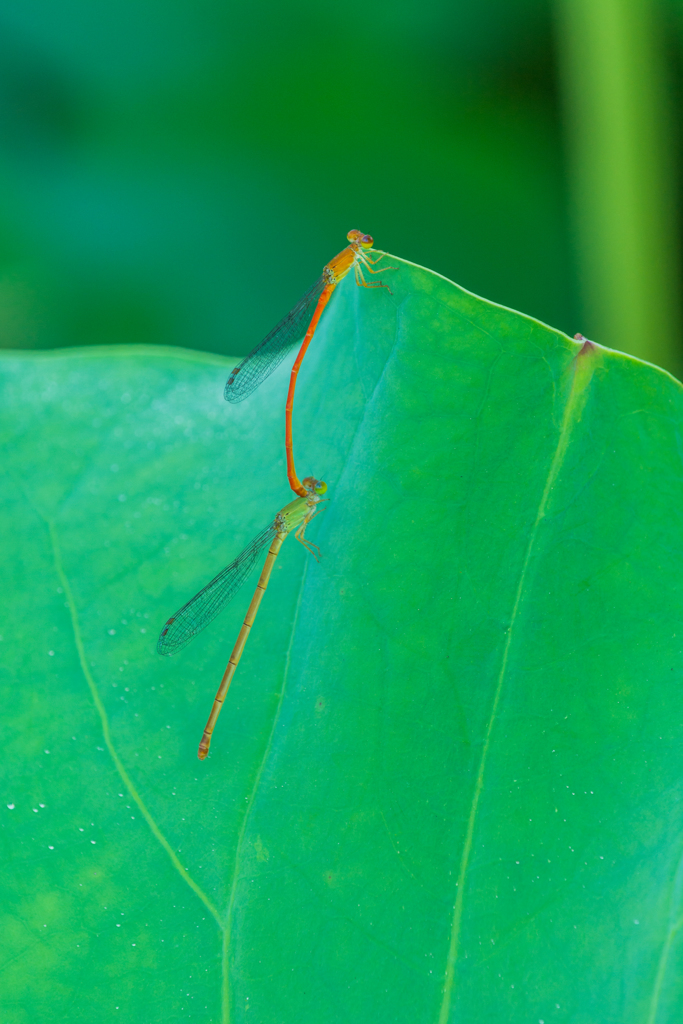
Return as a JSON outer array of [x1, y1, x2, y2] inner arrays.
[[157, 230, 394, 758]]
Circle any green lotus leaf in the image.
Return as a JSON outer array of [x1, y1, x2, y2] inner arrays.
[[2, 257, 682, 1022]]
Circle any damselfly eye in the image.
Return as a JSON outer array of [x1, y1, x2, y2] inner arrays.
[[346, 229, 361, 242], [361, 234, 373, 248], [315, 480, 327, 495]]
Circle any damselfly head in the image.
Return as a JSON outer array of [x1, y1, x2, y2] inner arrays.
[[347, 229, 374, 249], [302, 476, 327, 496]]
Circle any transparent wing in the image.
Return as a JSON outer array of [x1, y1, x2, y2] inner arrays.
[[157, 521, 279, 656], [224, 276, 326, 403]]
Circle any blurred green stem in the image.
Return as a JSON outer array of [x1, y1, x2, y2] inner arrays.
[[555, 0, 681, 374]]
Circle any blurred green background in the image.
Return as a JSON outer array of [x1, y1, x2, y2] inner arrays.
[[0, 0, 681, 372]]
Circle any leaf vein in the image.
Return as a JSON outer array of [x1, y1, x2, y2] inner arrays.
[[436, 349, 596, 1023], [47, 518, 223, 930]]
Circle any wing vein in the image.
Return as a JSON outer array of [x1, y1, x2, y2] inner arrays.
[[224, 277, 326, 403]]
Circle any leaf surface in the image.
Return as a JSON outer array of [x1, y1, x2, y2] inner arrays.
[[2, 259, 683, 1022]]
